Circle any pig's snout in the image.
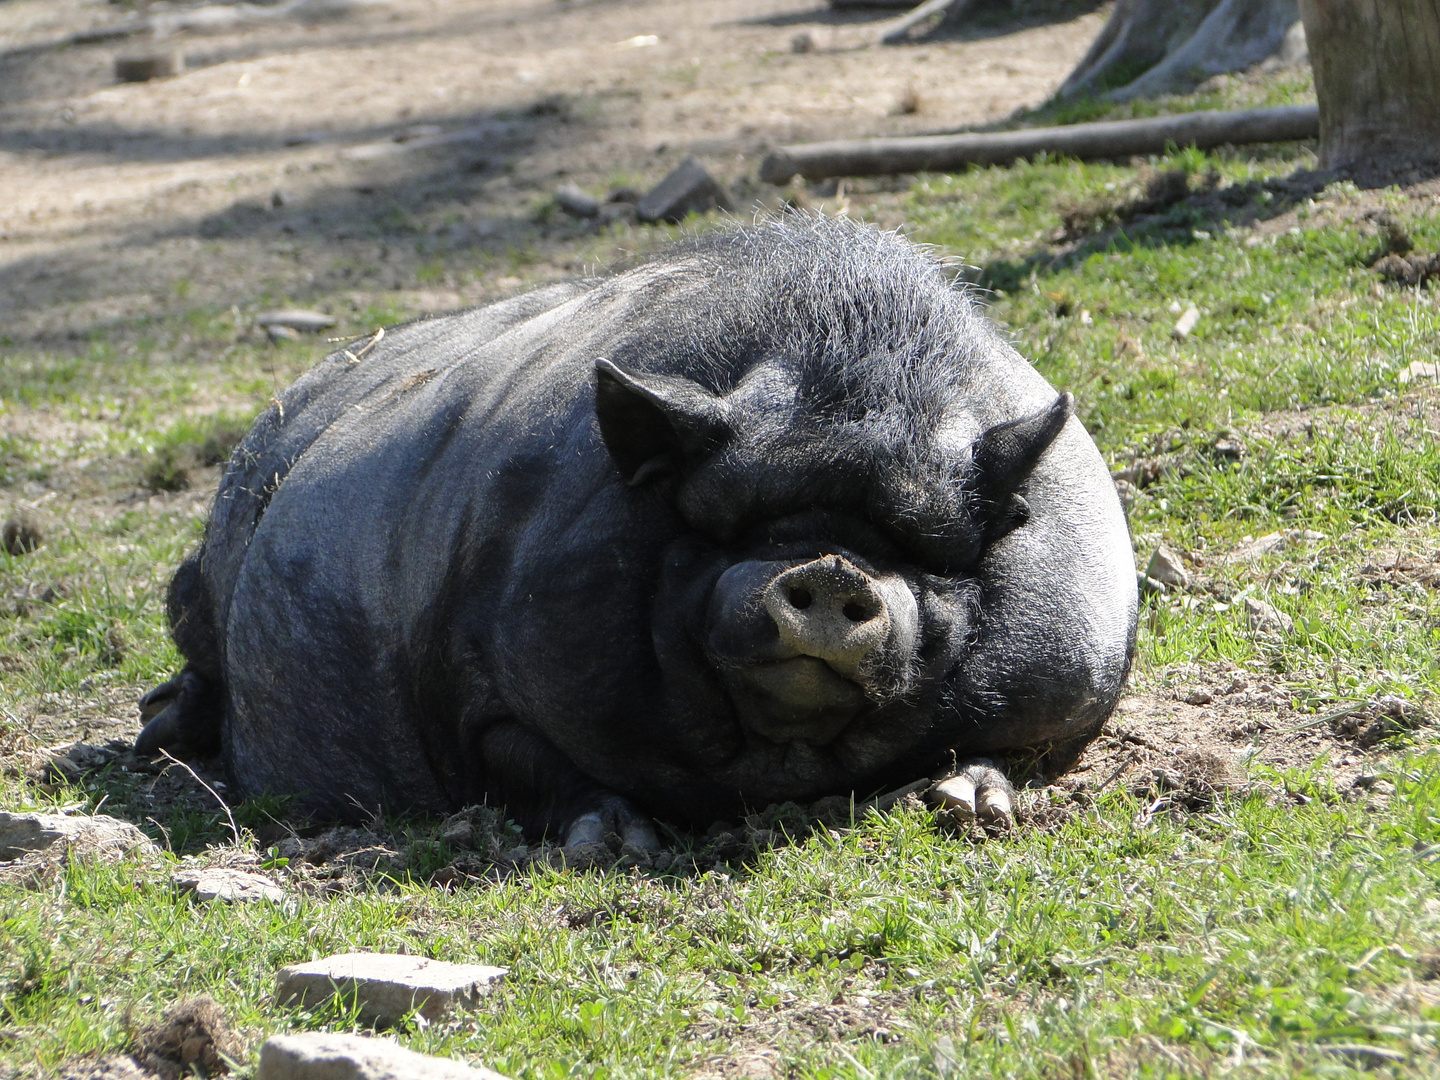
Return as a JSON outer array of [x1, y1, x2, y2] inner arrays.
[[707, 553, 919, 743], [762, 556, 891, 681]]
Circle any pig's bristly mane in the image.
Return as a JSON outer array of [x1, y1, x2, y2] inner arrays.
[[627, 216, 1003, 443]]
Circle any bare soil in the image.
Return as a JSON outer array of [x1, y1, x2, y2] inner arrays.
[[0, 0, 1106, 333]]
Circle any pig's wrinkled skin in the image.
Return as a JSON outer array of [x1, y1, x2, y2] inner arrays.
[[139, 218, 1137, 846]]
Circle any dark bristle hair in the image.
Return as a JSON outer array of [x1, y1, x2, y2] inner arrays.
[[609, 215, 1005, 444]]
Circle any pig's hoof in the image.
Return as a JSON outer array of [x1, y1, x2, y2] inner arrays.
[[931, 758, 1015, 828], [138, 676, 183, 722], [135, 704, 182, 755], [563, 796, 660, 861], [134, 669, 220, 756]]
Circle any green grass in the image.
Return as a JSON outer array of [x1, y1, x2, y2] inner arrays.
[[4, 768, 1440, 1076], [4, 66, 1440, 1078]]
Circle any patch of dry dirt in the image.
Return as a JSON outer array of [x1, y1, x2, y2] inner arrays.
[[0, 0, 1107, 332]]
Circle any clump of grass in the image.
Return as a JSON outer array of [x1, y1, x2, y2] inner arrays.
[[139, 412, 255, 493]]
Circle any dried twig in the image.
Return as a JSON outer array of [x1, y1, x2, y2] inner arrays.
[[158, 750, 240, 846]]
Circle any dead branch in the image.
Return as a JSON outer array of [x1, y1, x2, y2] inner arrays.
[[759, 104, 1318, 184]]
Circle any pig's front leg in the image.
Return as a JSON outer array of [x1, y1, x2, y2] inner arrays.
[[931, 757, 1015, 827]]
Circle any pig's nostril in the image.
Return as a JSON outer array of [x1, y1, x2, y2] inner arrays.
[[842, 601, 876, 623], [788, 587, 813, 610]]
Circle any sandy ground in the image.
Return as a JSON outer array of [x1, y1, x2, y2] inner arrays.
[[0, 0, 1107, 327]]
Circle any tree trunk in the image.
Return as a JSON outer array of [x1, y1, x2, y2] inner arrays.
[[1299, 0, 1440, 177], [1057, 0, 1302, 102], [1055, 0, 1223, 99], [1108, 0, 1301, 102]]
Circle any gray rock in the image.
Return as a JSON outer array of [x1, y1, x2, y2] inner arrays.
[[554, 185, 600, 219], [173, 867, 283, 903], [636, 156, 734, 224], [0, 811, 155, 861], [258, 1033, 512, 1080], [115, 51, 183, 82], [1145, 546, 1189, 590], [1244, 596, 1293, 634], [256, 310, 337, 333], [275, 953, 507, 1026]]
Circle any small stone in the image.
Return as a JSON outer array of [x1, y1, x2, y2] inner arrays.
[[791, 31, 815, 53], [1399, 360, 1439, 384], [554, 184, 600, 219], [256, 310, 337, 333], [636, 156, 734, 224], [275, 952, 507, 1026], [0, 811, 156, 861], [173, 867, 283, 904], [441, 817, 473, 847], [1172, 304, 1200, 340], [1244, 596, 1293, 634], [1145, 546, 1189, 589], [1211, 435, 1245, 460], [1184, 689, 1213, 706], [258, 1033, 513, 1080], [115, 51, 184, 82]]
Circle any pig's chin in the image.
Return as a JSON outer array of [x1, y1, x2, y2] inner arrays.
[[727, 657, 869, 745]]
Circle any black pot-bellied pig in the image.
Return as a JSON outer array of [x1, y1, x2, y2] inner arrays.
[[138, 217, 1136, 851]]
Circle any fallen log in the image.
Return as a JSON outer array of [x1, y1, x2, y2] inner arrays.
[[759, 104, 1318, 184]]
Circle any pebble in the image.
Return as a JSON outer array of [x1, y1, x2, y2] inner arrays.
[[1244, 596, 1294, 634], [1171, 304, 1200, 340], [275, 953, 507, 1026], [257, 1033, 512, 1080]]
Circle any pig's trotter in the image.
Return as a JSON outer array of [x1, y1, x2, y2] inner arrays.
[[931, 758, 1015, 828], [135, 668, 221, 756], [563, 795, 661, 859], [138, 675, 182, 722]]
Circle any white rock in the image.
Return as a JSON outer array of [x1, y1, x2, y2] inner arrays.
[[1145, 546, 1189, 589], [275, 953, 507, 1025], [257, 1033, 512, 1080], [173, 867, 283, 903], [1172, 305, 1200, 340], [0, 811, 156, 861]]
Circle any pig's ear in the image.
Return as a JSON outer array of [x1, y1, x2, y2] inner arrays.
[[970, 392, 1073, 533], [595, 358, 731, 486]]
